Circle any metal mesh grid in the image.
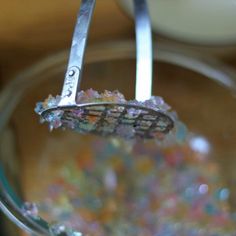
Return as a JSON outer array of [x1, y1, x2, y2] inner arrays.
[[42, 103, 174, 139]]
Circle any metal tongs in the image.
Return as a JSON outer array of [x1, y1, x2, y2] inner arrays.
[[60, 0, 152, 105], [39, 0, 173, 139]]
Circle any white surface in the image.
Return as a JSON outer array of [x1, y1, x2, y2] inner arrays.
[[118, 0, 236, 44]]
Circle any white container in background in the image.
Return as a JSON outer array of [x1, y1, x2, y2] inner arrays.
[[118, 0, 236, 45]]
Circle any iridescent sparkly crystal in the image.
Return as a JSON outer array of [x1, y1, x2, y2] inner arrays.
[[49, 223, 82, 236], [35, 89, 174, 139], [21, 202, 39, 218]]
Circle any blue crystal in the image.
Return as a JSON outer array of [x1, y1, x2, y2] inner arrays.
[[216, 188, 230, 201], [175, 121, 187, 143], [34, 102, 43, 114]]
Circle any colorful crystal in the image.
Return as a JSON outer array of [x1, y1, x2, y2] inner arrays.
[[21, 202, 39, 218]]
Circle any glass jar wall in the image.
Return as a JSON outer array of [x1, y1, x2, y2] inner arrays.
[[0, 41, 236, 236]]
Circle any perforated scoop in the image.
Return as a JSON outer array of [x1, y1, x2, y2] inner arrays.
[[38, 100, 174, 139], [36, 0, 174, 139]]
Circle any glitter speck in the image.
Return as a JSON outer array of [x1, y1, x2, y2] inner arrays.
[[71, 232, 83, 236], [199, 184, 208, 195], [49, 223, 73, 236], [21, 202, 38, 218], [217, 188, 230, 201], [189, 136, 211, 154], [104, 168, 117, 192], [127, 108, 141, 118]]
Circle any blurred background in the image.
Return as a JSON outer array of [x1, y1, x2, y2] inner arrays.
[[0, 0, 133, 85], [1, 0, 236, 87], [1, 0, 236, 235]]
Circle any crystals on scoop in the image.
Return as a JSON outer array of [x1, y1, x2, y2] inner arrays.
[[144, 96, 171, 112], [76, 89, 100, 103], [44, 110, 64, 131], [126, 108, 141, 118], [35, 95, 61, 114], [21, 202, 39, 218], [47, 95, 61, 108], [76, 89, 126, 104], [71, 109, 84, 118], [101, 90, 126, 103], [35, 89, 175, 139], [127, 99, 140, 106], [155, 117, 170, 132], [35, 102, 44, 114], [116, 124, 135, 139], [138, 120, 152, 128], [35, 95, 64, 131], [128, 96, 171, 113]]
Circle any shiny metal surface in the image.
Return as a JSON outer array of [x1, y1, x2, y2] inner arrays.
[[60, 0, 96, 106], [42, 0, 173, 138], [41, 102, 174, 139], [134, 0, 153, 101]]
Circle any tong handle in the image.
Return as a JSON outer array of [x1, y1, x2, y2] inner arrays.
[[59, 0, 152, 105], [134, 0, 153, 101], [60, 0, 96, 106]]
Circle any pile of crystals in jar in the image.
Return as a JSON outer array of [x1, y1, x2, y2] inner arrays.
[[23, 122, 236, 236], [35, 89, 174, 139]]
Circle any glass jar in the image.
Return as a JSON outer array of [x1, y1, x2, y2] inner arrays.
[[0, 41, 236, 236]]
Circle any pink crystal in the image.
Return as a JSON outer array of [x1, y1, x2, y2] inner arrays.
[[86, 88, 100, 99], [76, 91, 87, 103], [72, 109, 84, 118], [112, 90, 126, 102], [146, 96, 171, 111]]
